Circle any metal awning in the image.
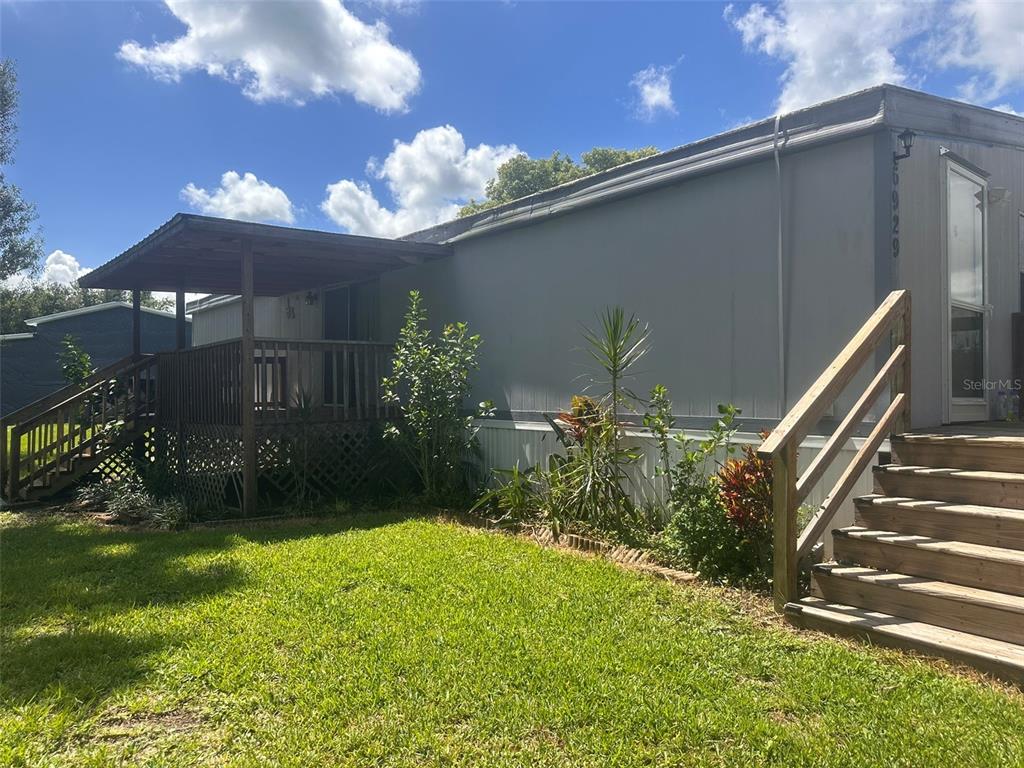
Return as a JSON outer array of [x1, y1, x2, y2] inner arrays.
[[79, 213, 453, 296]]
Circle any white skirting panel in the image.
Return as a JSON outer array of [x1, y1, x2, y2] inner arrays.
[[475, 419, 882, 557]]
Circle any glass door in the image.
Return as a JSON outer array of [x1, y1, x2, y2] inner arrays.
[[945, 162, 989, 422]]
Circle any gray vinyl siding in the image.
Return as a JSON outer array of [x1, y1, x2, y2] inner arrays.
[[895, 131, 1024, 428], [377, 134, 879, 430]]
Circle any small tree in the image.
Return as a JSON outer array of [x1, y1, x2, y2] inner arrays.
[[382, 291, 492, 503], [58, 334, 92, 386], [0, 59, 43, 281]]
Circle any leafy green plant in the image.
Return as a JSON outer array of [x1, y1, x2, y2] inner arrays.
[[580, 306, 650, 437], [474, 307, 659, 546], [382, 290, 493, 504], [471, 462, 538, 526], [650, 404, 779, 588], [58, 334, 92, 386], [75, 470, 189, 529], [643, 384, 675, 495]]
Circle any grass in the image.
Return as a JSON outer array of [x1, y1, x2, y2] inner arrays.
[[2, 510, 1023, 767]]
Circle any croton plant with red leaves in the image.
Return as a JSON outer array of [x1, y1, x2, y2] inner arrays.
[[717, 431, 773, 533]]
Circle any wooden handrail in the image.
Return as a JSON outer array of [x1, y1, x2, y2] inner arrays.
[[760, 290, 911, 610], [796, 393, 905, 558], [794, 345, 905, 503], [16, 356, 156, 432], [0, 353, 148, 428], [758, 290, 908, 460], [4, 355, 158, 500]]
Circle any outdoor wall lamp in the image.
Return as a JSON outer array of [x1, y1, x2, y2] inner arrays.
[[304, 291, 319, 306], [893, 128, 915, 162]]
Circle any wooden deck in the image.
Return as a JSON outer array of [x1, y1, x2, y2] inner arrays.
[[909, 421, 1024, 437]]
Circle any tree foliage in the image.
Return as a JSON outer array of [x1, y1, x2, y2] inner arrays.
[[58, 334, 93, 387], [459, 146, 658, 216], [0, 59, 43, 281], [0, 282, 172, 334]]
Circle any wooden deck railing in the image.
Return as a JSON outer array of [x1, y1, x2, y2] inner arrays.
[[758, 290, 911, 610], [252, 338, 394, 422], [3, 354, 158, 499], [158, 340, 244, 426], [157, 338, 394, 427]]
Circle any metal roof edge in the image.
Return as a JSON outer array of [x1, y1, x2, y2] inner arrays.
[[25, 301, 189, 326], [186, 294, 239, 314]]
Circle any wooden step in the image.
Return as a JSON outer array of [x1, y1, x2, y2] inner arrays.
[[833, 527, 1024, 596], [811, 564, 1024, 645], [854, 495, 1024, 550], [893, 432, 1024, 473], [785, 597, 1024, 685], [873, 465, 1024, 508]]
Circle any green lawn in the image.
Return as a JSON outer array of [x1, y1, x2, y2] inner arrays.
[[2, 511, 1022, 767]]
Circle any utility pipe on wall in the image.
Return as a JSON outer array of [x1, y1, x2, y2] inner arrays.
[[773, 114, 786, 417]]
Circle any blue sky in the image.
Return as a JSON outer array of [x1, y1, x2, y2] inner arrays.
[[4, 0, 1022, 282]]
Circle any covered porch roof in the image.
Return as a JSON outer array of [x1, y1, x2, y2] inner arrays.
[[78, 213, 453, 296]]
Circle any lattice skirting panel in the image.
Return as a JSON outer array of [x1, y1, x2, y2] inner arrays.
[[93, 428, 159, 483], [153, 422, 383, 511]]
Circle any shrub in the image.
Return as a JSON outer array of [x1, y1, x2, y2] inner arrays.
[[382, 290, 493, 504], [543, 404, 650, 541], [75, 470, 189, 529], [718, 435, 773, 533], [475, 306, 657, 546], [472, 462, 538, 527], [651, 409, 776, 589], [58, 334, 92, 386]]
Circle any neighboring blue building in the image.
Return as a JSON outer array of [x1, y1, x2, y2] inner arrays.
[[0, 302, 190, 416]]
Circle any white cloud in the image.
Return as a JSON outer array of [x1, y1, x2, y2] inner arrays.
[[992, 103, 1024, 117], [43, 250, 91, 286], [630, 64, 678, 121], [2, 250, 92, 290], [321, 125, 519, 238], [182, 171, 295, 224], [118, 0, 421, 111], [935, 0, 1024, 104], [725, 1, 923, 113], [726, 1, 1024, 113]]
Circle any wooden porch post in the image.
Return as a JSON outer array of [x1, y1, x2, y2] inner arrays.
[[175, 287, 187, 351], [241, 239, 257, 517], [175, 285, 186, 482], [131, 289, 142, 357], [772, 442, 799, 611], [130, 288, 145, 463]]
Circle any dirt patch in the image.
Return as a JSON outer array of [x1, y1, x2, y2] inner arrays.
[[93, 709, 203, 741]]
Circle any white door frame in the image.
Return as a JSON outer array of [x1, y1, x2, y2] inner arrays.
[[940, 156, 990, 424]]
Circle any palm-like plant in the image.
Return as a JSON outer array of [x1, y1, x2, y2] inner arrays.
[[580, 306, 651, 434]]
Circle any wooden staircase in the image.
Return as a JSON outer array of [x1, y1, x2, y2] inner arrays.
[[788, 427, 1024, 683], [758, 290, 1024, 684], [1, 354, 158, 502]]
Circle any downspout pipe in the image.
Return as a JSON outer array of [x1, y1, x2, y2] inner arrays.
[[773, 114, 786, 417]]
